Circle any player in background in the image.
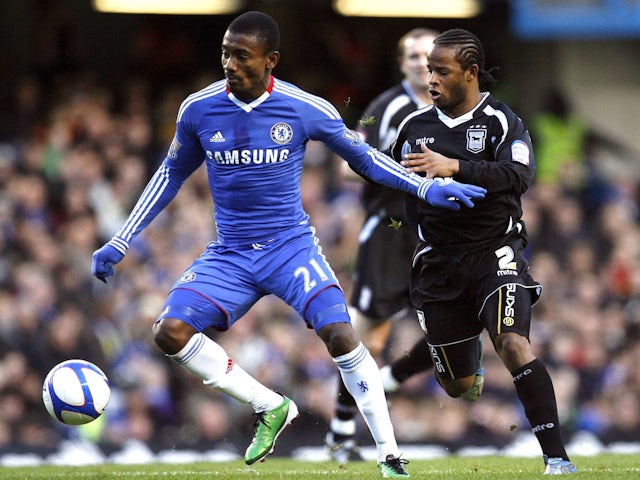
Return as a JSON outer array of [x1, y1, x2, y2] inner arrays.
[[91, 12, 486, 478], [394, 29, 577, 475], [326, 28, 485, 463]]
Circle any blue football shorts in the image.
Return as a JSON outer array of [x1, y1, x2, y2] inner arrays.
[[157, 226, 351, 333]]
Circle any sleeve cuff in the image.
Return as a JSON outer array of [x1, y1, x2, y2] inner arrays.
[[108, 237, 129, 255], [455, 160, 472, 182]]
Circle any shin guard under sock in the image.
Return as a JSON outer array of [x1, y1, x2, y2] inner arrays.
[[512, 359, 569, 460]]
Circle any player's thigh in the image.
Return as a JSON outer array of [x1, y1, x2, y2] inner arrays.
[[480, 283, 537, 343], [477, 237, 541, 342], [159, 245, 261, 332], [417, 300, 483, 380], [258, 231, 349, 331], [428, 335, 483, 381]]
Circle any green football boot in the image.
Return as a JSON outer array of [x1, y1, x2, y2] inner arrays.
[[244, 396, 299, 465], [378, 455, 410, 478]]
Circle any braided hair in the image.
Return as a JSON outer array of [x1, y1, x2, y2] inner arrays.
[[433, 29, 498, 90]]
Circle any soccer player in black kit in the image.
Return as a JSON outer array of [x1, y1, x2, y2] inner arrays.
[[394, 29, 577, 475]]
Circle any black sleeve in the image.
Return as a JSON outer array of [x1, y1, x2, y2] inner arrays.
[[455, 116, 535, 195]]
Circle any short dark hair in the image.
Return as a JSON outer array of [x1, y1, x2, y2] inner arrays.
[[433, 28, 498, 90], [227, 11, 280, 53]]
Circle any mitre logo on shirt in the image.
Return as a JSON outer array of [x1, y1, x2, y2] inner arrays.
[[416, 136, 435, 146], [270, 122, 293, 144], [466, 126, 487, 153]]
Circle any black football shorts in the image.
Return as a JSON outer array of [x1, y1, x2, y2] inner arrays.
[[411, 237, 542, 346], [350, 214, 417, 322]]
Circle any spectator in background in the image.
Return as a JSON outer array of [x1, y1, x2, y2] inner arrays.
[[532, 88, 589, 190], [531, 87, 619, 216]]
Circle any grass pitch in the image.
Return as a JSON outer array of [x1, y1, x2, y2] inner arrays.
[[1, 454, 638, 479]]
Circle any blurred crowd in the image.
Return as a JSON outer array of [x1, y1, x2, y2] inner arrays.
[[1, 67, 640, 459]]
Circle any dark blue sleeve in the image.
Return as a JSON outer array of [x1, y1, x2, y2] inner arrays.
[[307, 115, 432, 200]]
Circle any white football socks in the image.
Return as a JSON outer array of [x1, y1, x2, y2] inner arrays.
[[380, 364, 401, 393], [333, 342, 399, 462], [330, 417, 357, 437], [169, 332, 283, 413]]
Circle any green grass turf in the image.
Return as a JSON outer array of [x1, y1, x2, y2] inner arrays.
[[1, 454, 638, 479]]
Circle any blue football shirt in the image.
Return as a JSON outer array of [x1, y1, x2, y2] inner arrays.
[[109, 76, 430, 253]]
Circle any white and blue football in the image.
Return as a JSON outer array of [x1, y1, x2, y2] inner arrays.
[[42, 359, 111, 425]]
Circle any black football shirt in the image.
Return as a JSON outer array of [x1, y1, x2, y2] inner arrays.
[[390, 92, 536, 252]]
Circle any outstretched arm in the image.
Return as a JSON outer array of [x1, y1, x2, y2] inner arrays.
[[92, 159, 196, 282], [329, 129, 485, 211], [302, 102, 486, 209]]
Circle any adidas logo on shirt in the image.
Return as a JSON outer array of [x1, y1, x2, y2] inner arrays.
[[209, 131, 225, 142]]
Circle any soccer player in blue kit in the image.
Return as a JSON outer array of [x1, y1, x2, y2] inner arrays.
[[91, 12, 485, 477]]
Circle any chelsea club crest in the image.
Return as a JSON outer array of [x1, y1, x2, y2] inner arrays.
[[270, 122, 293, 145]]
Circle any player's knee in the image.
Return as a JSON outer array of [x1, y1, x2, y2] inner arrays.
[[495, 332, 534, 370], [153, 317, 197, 355], [439, 375, 475, 398], [317, 322, 359, 357]]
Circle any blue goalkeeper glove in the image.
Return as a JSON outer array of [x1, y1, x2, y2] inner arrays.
[[423, 179, 486, 211], [92, 244, 125, 283]]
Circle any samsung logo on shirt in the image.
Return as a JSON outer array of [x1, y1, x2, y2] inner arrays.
[[206, 148, 290, 165]]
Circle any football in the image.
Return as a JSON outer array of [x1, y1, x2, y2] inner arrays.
[[42, 359, 111, 425]]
